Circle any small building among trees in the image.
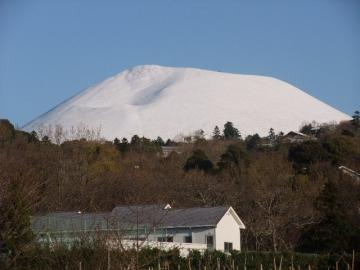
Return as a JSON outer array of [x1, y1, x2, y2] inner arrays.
[[31, 204, 245, 256], [161, 146, 181, 157], [282, 131, 313, 143]]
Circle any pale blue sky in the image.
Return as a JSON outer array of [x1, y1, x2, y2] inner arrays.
[[0, 0, 359, 127]]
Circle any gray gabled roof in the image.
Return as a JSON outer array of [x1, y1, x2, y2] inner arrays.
[[110, 204, 170, 228], [31, 212, 110, 233], [284, 131, 308, 137], [31, 205, 239, 233], [161, 206, 228, 227], [111, 205, 229, 228]]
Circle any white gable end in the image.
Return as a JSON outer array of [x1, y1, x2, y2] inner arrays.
[[214, 207, 245, 251], [228, 207, 245, 229]]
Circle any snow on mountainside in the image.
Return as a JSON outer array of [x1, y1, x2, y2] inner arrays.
[[23, 65, 350, 140]]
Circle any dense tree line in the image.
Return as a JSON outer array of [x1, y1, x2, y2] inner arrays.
[[1, 114, 360, 268]]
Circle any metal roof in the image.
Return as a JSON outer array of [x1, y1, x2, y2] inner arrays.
[[111, 205, 229, 228], [31, 212, 110, 233], [31, 205, 234, 233]]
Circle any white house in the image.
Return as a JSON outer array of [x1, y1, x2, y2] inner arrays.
[[282, 131, 312, 143], [31, 204, 245, 255]]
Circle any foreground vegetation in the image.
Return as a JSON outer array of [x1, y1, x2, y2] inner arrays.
[[1, 111, 360, 269], [3, 243, 360, 270]]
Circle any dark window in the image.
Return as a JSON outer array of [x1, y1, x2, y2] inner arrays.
[[166, 236, 173, 242], [184, 235, 192, 243], [158, 236, 173, 242], [224, 242, 233, 252], [206, 235, 214, 248]]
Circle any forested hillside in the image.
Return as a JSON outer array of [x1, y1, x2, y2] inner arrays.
[[1, 113, 360, 254]]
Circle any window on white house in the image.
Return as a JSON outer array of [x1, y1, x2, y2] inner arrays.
[[206, 235, 214, 248], [167, 236, 173, 242], [158, 236, 173, 242], [184, 235, 192, 243], [224, 242, 233, 252]]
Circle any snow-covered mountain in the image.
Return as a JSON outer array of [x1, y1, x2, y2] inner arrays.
[[23, 65, 350, 140]]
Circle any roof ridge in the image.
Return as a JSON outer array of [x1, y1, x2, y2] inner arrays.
[[169, 206, 228, 210], [113, 203, 168, 208]]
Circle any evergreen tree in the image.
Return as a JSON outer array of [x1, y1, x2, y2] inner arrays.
[[352, 110, 360, 128], [184, 149, 213, 173], [217, 143, 248, 175], [114, 137, 130, 153], [130, 135, 141, 146], [223, 122, 240, 140], [288, 141, 330, 171], [113, 137, 120, 146], [165, 139, 172, 146], [165, 139, 176, 146], [28, 131, 39, 143], [268, 128, 276, 145], [297, 180, 357, 252], [0, 119, 16, 144], [114, 137, 124, 153], [120, 137, 130, 153], [212, 126, 222, 140], [155, 136, 165, 146], [246, 134, 261, 150]]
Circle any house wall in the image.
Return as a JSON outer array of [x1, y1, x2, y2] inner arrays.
[[169, 228, 192, 243], [108, 239, 207, 257], [215, 210, 241, 251], [146, 227, 215, 246], [192, 227, 215, 246], [140, 218, 241, 252]]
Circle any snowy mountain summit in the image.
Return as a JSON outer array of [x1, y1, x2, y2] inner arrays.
[[23, 65, 350, 140]]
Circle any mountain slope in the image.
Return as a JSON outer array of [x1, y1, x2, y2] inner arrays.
[[23, 65, 350, 140]]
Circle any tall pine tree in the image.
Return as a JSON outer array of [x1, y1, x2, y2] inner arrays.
[[352, 110, 360, 128], [223, 122, 240, 140], [212, 126, 222, 140], [268, 128, 276, 145]]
